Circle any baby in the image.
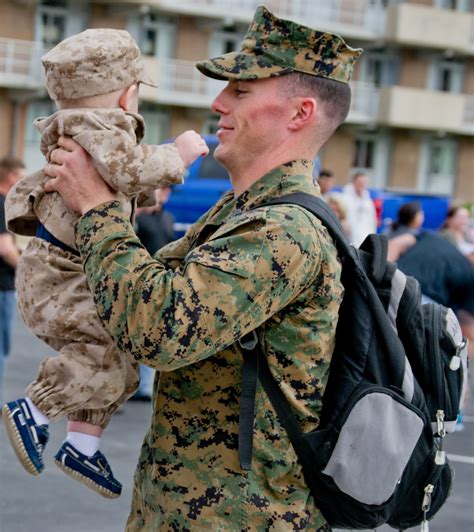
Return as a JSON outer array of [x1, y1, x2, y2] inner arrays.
[[2, 28, 208, 499]]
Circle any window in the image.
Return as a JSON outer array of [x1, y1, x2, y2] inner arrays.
[[140, 108, 168, 144], [352, 131, 392, 188], [354, 137, 375, 169], [23, 100, 56, 172], [202, 116, 219, 136], [419, 137, 457, 195], [198, 144, 228, 180], [430, 58, 465, 93], [35, 0, 88, 50], [435, 0, 471, 11], [37, 0, 67, 48], [358, 49, 400, 87], [209, 25, 246, 57], [139, 14, 175, 58]]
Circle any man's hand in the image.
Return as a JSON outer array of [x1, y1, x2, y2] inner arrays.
[[44, 136, 117, 215], [175, 130, 209, 167]]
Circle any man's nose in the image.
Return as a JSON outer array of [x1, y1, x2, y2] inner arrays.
[[211, 85, 230, 114]]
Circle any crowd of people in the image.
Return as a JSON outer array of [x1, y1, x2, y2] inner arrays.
[[0, 5, 472, 531]]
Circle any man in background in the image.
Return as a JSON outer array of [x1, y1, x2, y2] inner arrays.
[[316, 169, 335, 198], [0, 156, 24, 398], [133, 186, 176, 400], [342, 171, 377, 247]]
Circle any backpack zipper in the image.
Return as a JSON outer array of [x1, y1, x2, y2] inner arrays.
[[428, 304, 445, 416]]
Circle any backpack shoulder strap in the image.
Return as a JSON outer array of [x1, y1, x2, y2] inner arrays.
[[239, 192, 353, 471], [265, 192, 354, 260], [358, 234, 389, 284]]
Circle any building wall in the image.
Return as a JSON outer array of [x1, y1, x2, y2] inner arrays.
[[407, 0, 433, 6], [0, 92, 14, 156], [464, 57, 474, 93], [168, 107, 206, 139], [89, 5, 128, 29], [320, 129, 355, 184], [0, 0, 35, 40], [175, 17, 211, 61], [399, 51, 428, 89], [389, 133, 422, 189], [456, 138, 474, 202]]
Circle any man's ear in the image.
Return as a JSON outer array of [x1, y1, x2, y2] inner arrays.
[[288, 97, 317, 131], [119, 84, 139, 112]]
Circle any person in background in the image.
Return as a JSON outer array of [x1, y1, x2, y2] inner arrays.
[[0, 156, 24, 400], [389, 228, 474, 432], [326, 192, 350, 238], [135, 186, 176, 256], [439, 205, 474, 265], [316, 169, 335, 198], [384, 201, 424, 239], [342, 171, 377, 247], [132, 186, 176, 400]]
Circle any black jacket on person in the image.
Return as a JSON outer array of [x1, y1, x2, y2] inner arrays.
[[397, 231, 474, 314], [135, 208, 176, 256]]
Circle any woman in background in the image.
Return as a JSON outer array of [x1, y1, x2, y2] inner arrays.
[[385, 201, 424, 239]]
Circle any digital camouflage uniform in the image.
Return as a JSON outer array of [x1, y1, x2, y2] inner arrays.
[[74, 7, 362, 529], [4, 29, 186, 428]]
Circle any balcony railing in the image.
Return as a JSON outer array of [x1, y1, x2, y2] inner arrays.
[[135, 0, 386, 38], [141, 56, 379, 123], [3, 39, 471, 135], [462, 96, 474, 134], [0, 38, 45, 90], [347, 81, 379, 125], [377, 86, 474, 135]]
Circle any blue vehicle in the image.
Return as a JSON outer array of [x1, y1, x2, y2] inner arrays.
[[372, 191, 449, 233], [167, 135, 231, 235], [167, 135, 450, 236]]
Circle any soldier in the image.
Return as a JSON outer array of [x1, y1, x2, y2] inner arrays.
[[44, 7, 362, 530], [2, 28, 208, 499]]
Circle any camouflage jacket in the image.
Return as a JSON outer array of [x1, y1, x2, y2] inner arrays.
[[76, 160, 343, 531], [5, 109, 185, 248]]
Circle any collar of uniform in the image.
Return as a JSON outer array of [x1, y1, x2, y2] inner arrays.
[[202, 159, 315, 228], [234, 159, 315, 213]]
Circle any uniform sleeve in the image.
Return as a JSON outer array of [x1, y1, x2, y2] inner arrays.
[[74, 128, 186, 196], [76, 201, 322, 371]]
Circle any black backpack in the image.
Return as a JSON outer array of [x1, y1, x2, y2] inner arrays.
[[238, 192, 468, 530]]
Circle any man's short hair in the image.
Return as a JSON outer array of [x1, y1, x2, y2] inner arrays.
[[0, 156, 25, 182], [319, 169, 334, 179], [280, 72, 351, 139], [352, 171, 368, 181]]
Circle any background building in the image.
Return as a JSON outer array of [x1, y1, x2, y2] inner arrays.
[[0, 0, 473, 201]]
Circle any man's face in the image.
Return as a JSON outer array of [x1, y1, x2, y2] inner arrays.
[[318, 176, 334, 195], [7, 167, 24, 189], [353, 174, 368, 196], [211, 78, 294, 173]]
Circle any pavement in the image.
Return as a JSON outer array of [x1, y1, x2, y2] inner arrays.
[[1, 309, 473, 531]]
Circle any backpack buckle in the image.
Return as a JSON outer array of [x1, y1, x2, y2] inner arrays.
[[239, 330, 258, 351]]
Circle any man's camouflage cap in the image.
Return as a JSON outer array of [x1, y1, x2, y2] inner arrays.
[[196, 5, 362, 84], [42, 29, 156, 100]]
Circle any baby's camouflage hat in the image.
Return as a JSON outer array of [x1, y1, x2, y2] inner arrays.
[[42, 28, 156, 100], [196, 5, 362, 84]]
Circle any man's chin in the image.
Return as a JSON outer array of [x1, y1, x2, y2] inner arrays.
[[214, 145, 228, 167]]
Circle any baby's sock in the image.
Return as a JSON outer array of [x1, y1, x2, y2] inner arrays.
[[66, 432, 100, 457], [25, 397, 49, 426]]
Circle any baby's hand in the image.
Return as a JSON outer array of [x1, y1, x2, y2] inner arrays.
[[175, 130, 209, 167]]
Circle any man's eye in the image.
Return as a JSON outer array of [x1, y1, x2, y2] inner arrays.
[[234, 88, 247, 95]]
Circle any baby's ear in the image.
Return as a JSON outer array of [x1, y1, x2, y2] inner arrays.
[[119, 83, 139, 112]]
